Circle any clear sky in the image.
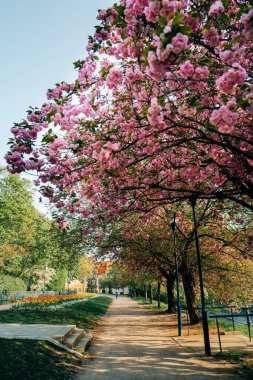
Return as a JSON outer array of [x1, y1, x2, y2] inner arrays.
[[0, 0, 114, 166]]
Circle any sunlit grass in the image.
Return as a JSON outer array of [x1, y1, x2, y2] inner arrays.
[[0, 296, 112, 330]]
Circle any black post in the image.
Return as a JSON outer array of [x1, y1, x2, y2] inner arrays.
[[231, 307, 235, 331], [246, 309, 252, 342], [171, 212, 182, 337], [216, 317, 222, 353], [190, 195, 211, 356]]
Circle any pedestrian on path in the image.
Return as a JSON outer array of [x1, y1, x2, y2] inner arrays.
[[115, 290, 119, 299]]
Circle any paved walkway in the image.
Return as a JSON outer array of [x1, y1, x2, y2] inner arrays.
[[76, 297, 241, 379], [0, 303, 12, 311], [0, 323, 75, 340]]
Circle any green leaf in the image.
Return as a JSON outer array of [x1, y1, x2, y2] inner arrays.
[[155, 27, 165, 37], [172, 14, 184, 28], [45, 109, 57, 123], [158, 16, 167, 26], [42, 135, 56, 143]]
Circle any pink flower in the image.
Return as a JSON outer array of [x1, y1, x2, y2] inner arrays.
[[171, 33, 188, 54], [144, 1, 160, 23], [147, 51, 166, 80], [241, 9, 253, 40], [160, 1, 180, 17], [25, 160, 39, 170], [220, 48, 246, 65], [203, 27, 219, 47], [106, 67, 123, 89], [147, 97, 164, 125], [179, 61, 194, 78], [194, 66, 209, 79], [216, 64, 247, 94], [97, 9, 107, 20], [208, 1, 224, 18], [210, 105, 238, 133]]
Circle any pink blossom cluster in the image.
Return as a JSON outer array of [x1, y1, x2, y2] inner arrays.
[[126, 0, 149, 15], [216, 64, 247, 94], [125, 65, 144, 83], [156, 32, 188, 62], [5, 0, 253, 232], [160, 1, 181, 17], [47, 83, 73, 100], [147, 51, 167, 80], [10, 126, 40, 140], [4, 151, 44, 174], [124, 0, 149, 26], [78, 62, 97, 86], [143, 1, 160, 23], [179, 60, 194, 78], [179, 61, 210, 80], [97, 9, 107, 20], [203, 27, 219, 47], [147, 98, 164, 125], [172, 33, 189, 55], [208, 1, 224, 18], [241, 9, 253, 40], [210, 104, 239, 134], [220, 48, 246, 65], [106, 67, 123, 89], [24, 159, 44, 171]]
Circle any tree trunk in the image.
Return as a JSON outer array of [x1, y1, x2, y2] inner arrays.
[[157, 282, 161, 309], [181, 259, 200, 324], [144, 284, 148, 301], [149, 284, 153, 304], [166, 272, 176, 313]]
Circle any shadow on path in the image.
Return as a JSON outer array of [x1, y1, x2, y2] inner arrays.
[[76, 297, 241, 380]]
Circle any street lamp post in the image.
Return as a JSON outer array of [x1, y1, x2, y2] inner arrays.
[[171, 212, 182, 337], [189, 195, 211, 356]]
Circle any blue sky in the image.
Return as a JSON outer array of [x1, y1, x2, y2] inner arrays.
[[0, 0, 114, 166]]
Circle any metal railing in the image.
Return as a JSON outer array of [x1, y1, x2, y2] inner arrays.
[[182, 305, 253, 353]]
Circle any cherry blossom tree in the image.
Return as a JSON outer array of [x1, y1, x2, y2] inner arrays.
[[5, 1, 253, 232]]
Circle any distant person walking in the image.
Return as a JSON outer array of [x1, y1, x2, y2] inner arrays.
[[115, 290, 119, 299]]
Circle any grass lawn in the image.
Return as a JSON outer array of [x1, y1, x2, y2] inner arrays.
[[0, 296, 112, 330], [0, 296, 112, 379], [135, 297, 168, 312], [0, 339, 82, 380]]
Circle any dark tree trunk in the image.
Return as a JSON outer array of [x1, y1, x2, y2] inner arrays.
[[149, 284, 153, 304], [181, 259, 200, 324], [166, 272, 176, 313], [157, 282, 161, 309]]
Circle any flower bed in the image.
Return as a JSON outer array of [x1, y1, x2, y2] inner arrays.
[[15, 293, 96, 309]]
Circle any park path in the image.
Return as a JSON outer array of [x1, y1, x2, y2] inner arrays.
[[76, 297, 240, 380], [0, 303, 12, 311]]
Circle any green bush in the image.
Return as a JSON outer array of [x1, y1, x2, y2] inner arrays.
[[47, 269, 68, 291], [0, 274, 27, 292]]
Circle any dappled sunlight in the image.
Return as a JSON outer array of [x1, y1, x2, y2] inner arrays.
[[76, 298, 239, 379]]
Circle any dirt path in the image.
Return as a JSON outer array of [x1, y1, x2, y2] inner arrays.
[[76, 297, 242, 379]]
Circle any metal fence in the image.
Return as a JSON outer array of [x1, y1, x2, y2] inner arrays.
[[208, 306, 253, 352], [183, 305, 253, 353]]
